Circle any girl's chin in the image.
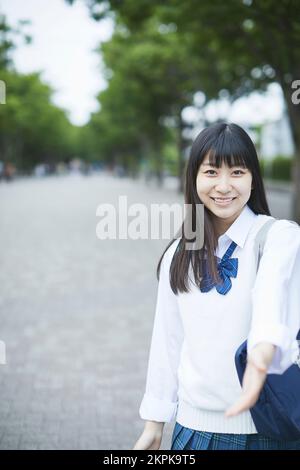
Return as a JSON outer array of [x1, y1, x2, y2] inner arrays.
[[208, 202, 236, 212]]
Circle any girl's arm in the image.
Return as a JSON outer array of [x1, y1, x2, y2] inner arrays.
[[226, 220, 300, 417], [133, 421, 164, 450], [247, 220, 300, 374], [138, 240, 184, 422]]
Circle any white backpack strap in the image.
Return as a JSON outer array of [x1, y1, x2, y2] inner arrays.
[[254, 218, 300, 271], [254, 218, 277, 272]]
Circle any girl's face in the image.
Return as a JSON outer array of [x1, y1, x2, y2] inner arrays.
[[196, 153, 253, 230]]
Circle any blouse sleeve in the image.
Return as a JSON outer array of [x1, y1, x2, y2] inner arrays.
[[139, 241, 184, 422], [247, 220, 300, 374]]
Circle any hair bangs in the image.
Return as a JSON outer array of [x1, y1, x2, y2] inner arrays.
[[206, 136, 249, 169]]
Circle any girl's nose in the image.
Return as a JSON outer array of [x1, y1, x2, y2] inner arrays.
[[215, 176, 233, 193]]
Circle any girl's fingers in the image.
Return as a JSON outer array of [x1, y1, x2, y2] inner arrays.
[[225, 392, 257, 417], [225, 362, 266, 417]]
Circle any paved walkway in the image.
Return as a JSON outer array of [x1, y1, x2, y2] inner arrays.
[[0, 173, 293, 449]]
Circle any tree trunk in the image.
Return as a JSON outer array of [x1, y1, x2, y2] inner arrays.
[[281, 83, 300, 224], [177, 111, 186, 193], [153, 142, 164, 187], [291, 157, 300, 225]]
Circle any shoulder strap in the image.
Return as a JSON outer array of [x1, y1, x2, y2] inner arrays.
[[254, 217, 300, 271], [254, 218, 277, 272]]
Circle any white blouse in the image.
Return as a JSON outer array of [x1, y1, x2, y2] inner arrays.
[[139, 204, 300, 433]]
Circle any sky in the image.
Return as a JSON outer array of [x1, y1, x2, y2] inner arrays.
[[0, 0, 285, 127], [1, 0, 114, 125]]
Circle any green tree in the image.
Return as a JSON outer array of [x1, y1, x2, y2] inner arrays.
[[68, 0, 300, 221], [0, 70, 76, 172], [0, 14, 77, 173]]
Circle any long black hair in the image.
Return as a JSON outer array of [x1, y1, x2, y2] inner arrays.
[[157, 122, 271, 294]]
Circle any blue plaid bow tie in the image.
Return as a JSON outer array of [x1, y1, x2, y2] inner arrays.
[[200, 241, 238, 295]]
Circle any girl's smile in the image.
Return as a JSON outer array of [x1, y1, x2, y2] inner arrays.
[[210, 196, 237, 206]]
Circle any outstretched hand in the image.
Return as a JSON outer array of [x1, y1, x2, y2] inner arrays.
[[225, 342, 276, 418]]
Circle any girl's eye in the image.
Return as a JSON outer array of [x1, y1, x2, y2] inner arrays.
[[203, 169, 246, 176]]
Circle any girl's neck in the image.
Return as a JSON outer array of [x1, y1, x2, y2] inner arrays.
[[214, 224, 228, 239], [212, 215, 236, 239]]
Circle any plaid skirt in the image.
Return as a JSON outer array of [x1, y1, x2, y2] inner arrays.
[[171, 422, 300, 450]]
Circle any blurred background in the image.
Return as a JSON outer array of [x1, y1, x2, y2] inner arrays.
[[0, 0, 300, 450]]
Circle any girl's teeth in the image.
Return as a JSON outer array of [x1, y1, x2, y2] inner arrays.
[[212, 197, 235, 204]]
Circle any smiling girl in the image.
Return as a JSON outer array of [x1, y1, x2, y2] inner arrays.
[[133, 122, 300, 450]]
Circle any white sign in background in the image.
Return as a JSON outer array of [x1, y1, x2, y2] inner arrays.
[[0, 341, 6, 365]]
